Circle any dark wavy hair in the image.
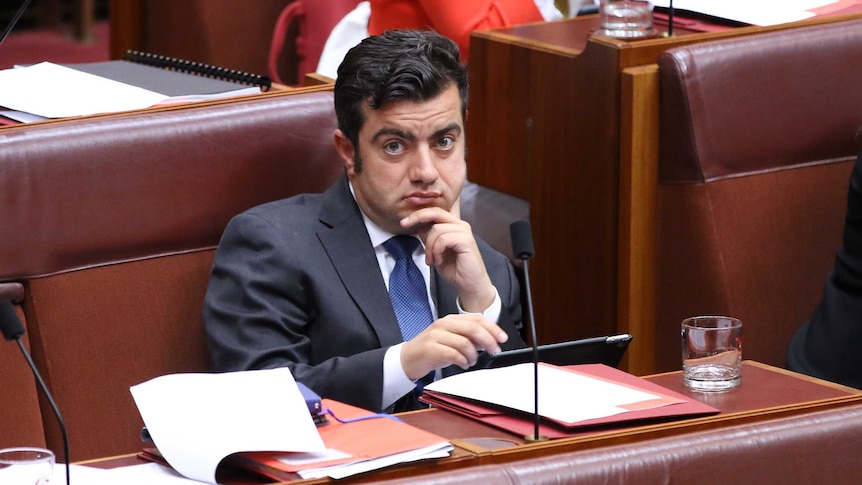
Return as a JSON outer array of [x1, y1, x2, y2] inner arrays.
[[334, 29, 468, 151]]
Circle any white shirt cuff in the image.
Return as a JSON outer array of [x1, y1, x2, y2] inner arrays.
[[457, 286, 502, 323], [382, 287, 502, 409], [382, 343, 417, 409]]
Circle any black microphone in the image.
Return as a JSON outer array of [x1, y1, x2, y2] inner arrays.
[[0, 0, 33, 49], [1, 300, 71, 485], [509, 220, 547, 442]]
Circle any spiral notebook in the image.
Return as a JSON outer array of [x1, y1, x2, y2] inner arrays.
[[66, 50, 272, 98]]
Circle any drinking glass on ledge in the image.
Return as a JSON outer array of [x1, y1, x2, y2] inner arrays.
[[595, 0, 656, 39], [682, 316, 743, 392], [0, 447, 54, 485]]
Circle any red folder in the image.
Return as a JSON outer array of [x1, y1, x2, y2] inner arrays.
[[140, 399, 450, 483], [420, 364, 719, 439], [238, 399, 450, 475]]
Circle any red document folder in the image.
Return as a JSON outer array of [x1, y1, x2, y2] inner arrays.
[[237, 399, 450, 477], [420, 364, 719, 439], [140, 399, 450, 482]]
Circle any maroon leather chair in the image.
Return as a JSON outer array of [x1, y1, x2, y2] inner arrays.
[[0, 88, 343, 461], [0, 284, 46, 450], [652, 18, 862, 374]]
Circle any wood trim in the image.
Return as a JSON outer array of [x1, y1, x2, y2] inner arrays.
[[617, 64, 660, 376], [108, 0, 144, 60], [302, 72, 335, 87]]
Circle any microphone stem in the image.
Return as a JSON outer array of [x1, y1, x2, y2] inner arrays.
[[668, 0, 674, 37], [522, 260, 542, 442], [0, 0, 33, 47], [17, 338, 70, 485]]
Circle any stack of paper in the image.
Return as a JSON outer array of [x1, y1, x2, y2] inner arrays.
[[652, 0, 856, 26], [0, 62, 260, 122], [130, 368, 451, 484], [421, 363, 719, 439]]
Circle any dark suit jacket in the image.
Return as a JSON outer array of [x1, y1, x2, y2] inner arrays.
[[203, 176, 526, 411], [788, 151, 862, 389]]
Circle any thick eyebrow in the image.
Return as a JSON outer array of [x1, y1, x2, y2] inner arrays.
[[371, 128, 414, 144], [432, 123, 462, 140], [370, 122, 462, 144]]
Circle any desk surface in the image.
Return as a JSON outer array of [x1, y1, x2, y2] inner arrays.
[[83, 361, 861, 484]]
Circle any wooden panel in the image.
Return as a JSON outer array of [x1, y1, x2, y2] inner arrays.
[[109, 0, 142, 59], [110, 0, 292, 75], [468, 27, 621, 347], [617, 64, 659, 375]]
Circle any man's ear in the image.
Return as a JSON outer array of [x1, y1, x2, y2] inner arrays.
[[333, 130, 356, 174]]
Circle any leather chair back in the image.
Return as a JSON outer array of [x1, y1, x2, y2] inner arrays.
[[653, 18, 862, 372], [0, 89, 343, 460], [0, 285, 46, 449]]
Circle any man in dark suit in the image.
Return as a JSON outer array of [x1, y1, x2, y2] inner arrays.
[[203, 29, 525, 413], [787, 150, 862, 389]]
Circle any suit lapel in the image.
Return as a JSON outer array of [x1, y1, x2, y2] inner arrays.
[[435, 270, 466, 379], [434, 270, 459, 317], [317, 178, 404, 347]]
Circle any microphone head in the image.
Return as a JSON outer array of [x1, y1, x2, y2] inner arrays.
[[0, 300, 25, 341], [510, 220, 535, 260]]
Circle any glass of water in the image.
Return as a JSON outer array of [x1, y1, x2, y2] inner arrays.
[[596, 0, 656, 39], [0, 447, 54, 485], [682, 316, 743, 392]]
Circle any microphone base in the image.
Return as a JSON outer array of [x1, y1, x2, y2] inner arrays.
[[523, 434, 550, 443]]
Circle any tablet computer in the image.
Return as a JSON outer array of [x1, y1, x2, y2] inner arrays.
[[476, 333, 633, 369]]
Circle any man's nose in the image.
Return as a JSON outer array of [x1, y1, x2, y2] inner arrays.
[[410, 146, 439, 182]]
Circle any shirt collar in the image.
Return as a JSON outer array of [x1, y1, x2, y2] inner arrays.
[[348, 181, 423, 250]]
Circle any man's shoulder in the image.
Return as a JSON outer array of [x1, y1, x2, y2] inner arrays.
[[219, 193, 326, 240], [245, 192, 324, 217], [238, 178, 349, 225]]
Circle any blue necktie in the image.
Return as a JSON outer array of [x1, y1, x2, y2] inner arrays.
[[383, 235, 435, 409], [383, 235, 434, 341]]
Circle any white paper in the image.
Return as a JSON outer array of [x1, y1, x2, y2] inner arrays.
[[298, 443, 455, 480], [425, 363, 671, 424], [0, 109, 48, 123], [0, 62, 169, 118], [154, 87, 262, 105], [652, 0, 835, 25], [130, 368, 325, 484]]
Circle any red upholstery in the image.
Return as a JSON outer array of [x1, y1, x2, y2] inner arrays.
[[268, 0, 362, 85], [0, 90, 343, 461], [0, 289, 46, 450], [653, 18, 862, 373]]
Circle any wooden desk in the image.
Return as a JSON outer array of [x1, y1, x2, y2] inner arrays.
[[82, 362, 862, 483], [465, 13, 862, 375]]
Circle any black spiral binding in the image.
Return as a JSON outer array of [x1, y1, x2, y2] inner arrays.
[[123, 50, 272, 92]]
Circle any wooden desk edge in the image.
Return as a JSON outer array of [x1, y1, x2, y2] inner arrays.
[[743, 360, 862, 394]]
